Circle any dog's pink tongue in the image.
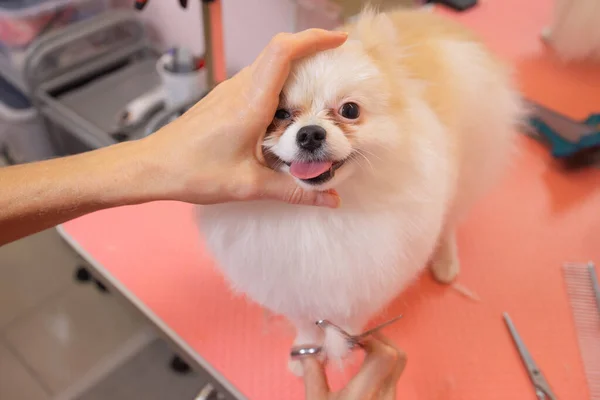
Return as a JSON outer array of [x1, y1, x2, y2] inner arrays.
[[290, 161, 333, 179]]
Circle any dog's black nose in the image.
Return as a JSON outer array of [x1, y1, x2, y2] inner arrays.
[[296, 125, 326, 152]]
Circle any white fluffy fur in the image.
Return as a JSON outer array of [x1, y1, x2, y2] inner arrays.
[[197, 9, 522, 375], [545, 0, 600, 61]]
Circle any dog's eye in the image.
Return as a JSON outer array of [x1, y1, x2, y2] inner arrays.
[[339, 102, 360, 119], [274, 109, 291, 120]]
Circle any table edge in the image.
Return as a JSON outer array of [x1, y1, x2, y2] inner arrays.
[[55, 224, 250, 400]]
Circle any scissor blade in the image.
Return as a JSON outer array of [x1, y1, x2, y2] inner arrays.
[[503, 313, 538, 371], [316, 320, 353, 339], [504, 313, 557, 400], [358, 315, 404, 339]]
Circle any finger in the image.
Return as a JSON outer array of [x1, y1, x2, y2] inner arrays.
[[372, 333, 407, 374], [258, 169, 341, 208], [252, 29, 348, 98], [379, 354, 407, 400], [372, 334, 407, 400], [300, 357, 329, 399], [256, 29, 348, 73], [338, 337, 398, 400], [286, 28, 349, 61]]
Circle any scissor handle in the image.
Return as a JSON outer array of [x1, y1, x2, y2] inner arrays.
[[134, 0, 188, 10], [134, 0, 149, 10], [290, 345, 322, 359]]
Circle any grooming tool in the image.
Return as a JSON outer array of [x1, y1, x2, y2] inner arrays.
[[194, 383, 223, 400], [503, 313, 557, 400], [425, 0, 478, 11], [290, 345, 323, 358], [563, 262, 600, 399], [290, 315, 403, 359], [590, 264, 600, 314], [134, 0, 149, 10], [134, 0, 225, 88], [134, 0, 188, 10], [164, 47, 199, 74], [523, 99, 600, 162], [118, 85, 166, 128], [157, 49, 207, 109], [317, 314, 404, 348]]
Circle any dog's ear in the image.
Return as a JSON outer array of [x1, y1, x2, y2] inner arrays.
[[350, 6, 397, 57]]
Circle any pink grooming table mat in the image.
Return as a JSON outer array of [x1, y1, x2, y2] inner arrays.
[[59, 0, 600, 398]]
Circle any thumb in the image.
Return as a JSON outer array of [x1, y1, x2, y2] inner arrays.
[[258, 168, 341, 208]]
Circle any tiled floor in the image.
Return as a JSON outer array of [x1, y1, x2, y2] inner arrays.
[[0, 341, 49, 400], [0, 229, 149, 399]]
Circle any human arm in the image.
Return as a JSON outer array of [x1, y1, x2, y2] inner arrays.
[[0, 141, 159, 245], [0, 29, 346, 246]]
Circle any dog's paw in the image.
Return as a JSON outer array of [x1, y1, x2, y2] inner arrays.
[[431, 256, 460, 284], [288, 358, 305, 377], [540, 27, 552, 42], [431, 232, 459, 284]]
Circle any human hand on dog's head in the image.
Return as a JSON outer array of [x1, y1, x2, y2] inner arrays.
[[301, 335, 407, 400], [143, 29, 346, 207]]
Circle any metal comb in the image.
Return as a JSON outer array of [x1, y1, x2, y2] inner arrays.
[[563, 261, 600, 399]]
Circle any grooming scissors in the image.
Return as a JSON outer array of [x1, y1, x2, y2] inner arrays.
[[290, 314, 403, 359], [503, 313, 557, 400]]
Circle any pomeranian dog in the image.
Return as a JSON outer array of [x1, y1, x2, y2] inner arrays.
[[543, 0, 600, 61], [198, 8, 521, 375]]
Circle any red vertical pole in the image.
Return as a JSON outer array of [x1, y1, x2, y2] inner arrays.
[[202, 0, 227, 86]]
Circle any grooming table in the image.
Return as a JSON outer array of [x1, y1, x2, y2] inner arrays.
[[57, 0, 600, 398]]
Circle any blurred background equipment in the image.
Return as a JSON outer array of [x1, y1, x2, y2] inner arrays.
[[523, 99, 600, 168], [21, 10, 167, 155], [156, 47, 207, 109], [542, 0, 600, 62], [0, 0, 108, 49], [424, 0, 477, 11], [0, 0, 110, 164], [0, 73, 54, 164]]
